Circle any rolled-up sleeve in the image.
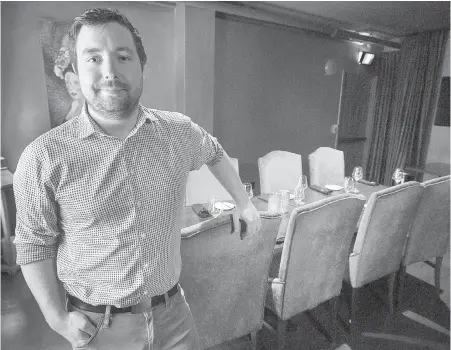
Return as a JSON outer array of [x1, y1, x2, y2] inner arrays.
[[189, 121, 224, 171], [13, 144, 60, 265]]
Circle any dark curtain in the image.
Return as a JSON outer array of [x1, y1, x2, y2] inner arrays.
[[383, 29, 449, 185], [366, 29, 448, 185], [365, 52, 399, 182]]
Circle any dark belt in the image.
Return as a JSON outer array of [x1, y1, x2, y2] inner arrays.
[[68, 284, 179, 314]]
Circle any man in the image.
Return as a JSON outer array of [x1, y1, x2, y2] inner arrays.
[[14, 8, 261, 350]]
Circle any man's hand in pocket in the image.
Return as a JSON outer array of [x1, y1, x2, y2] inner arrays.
[[49, 310, 97, 348]]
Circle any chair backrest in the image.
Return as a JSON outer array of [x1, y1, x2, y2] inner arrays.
[[275, 194, 365, 320], [179, 212, 282, 349], [185, 158, 239, 206], [258, 150, 302, 194], [308, 147, 345, 187], [349, 182, 423, 288], [402, 175, 450, 266]]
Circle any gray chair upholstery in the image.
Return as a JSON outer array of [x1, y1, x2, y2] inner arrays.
[[399, 175, 450, 298], [347, 182, 424, 333], [265, 194, 365, 349], [258, 151, 303, 194], [185, 158, 239, 206], [308, 147, 345, 187], [179, 212, 282, 350]]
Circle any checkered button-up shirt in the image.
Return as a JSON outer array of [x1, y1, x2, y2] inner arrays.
[[14, 104, 224, 307]]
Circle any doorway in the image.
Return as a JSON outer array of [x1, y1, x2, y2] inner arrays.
[[335, 71, 378, 176]]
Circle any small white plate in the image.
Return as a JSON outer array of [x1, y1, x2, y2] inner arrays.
[[325, 185, 343, 191], [214, 202, 236, 211]]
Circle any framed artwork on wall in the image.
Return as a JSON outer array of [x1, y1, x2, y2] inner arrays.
[[39, 18, 85, 128]]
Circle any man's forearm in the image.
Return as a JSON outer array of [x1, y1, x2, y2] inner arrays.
[[21, 258, 66, 328], [208, 152, 249, 207]]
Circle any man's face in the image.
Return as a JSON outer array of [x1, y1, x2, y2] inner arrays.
[[75, 22, 143, 117]]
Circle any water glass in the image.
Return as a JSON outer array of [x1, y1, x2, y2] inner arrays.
[[294, 186, 305, 206], [343, 176, 356, 193], [243, 183, 253, 199], [268, 192, 282, 212], [208, 197, 223, 218], [392, 168, 405, 185], [278, 190, 291, 213], [352, 166, 364, 183]]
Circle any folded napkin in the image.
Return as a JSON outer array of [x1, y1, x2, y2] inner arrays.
[[358, 179, 379, 186], [309, 184, 332, 195], [191, 204, 212, 218]]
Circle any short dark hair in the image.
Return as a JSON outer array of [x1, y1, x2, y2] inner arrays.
[[68, 8, 147, 71]]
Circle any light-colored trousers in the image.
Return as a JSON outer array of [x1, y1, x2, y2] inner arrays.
[[68, 285, 200, 350]]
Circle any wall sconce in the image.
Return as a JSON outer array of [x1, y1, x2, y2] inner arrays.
[[324, 59, 337, 75], [358, 51, 375, 65]]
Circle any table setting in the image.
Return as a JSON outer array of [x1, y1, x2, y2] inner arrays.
[[184, 165, 390, 252]]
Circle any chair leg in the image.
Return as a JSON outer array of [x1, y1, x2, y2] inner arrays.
[[330, 296, 339, 345], [397, 266, 406, 311], [350, 287, 360, 336], [276, 318, 286, 350], [249, 331, 257, 350], [435, 256, 443, 294], [388, 271, 397, 315]]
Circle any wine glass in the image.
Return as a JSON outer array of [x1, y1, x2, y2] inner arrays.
[[352, 166, 364, 183], [208, 197, 223, 218], [243, 183, 253, 199], [300, 175, 308, 190], [343, 176, 356, 193], [392, 168, 405, 185], [294, 186, 305, 206]]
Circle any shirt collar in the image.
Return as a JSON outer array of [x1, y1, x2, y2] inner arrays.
[[77, 102, 157, 139]]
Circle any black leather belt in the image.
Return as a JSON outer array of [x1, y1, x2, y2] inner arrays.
[[68, 284, 179, 314]]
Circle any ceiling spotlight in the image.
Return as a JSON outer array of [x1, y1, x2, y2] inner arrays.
[[358, 51, 375, 65]]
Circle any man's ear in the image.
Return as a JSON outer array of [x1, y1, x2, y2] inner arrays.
[[72, 63, 78, 75]]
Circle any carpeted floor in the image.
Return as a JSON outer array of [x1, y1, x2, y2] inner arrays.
[[2, 260, 449, 350]]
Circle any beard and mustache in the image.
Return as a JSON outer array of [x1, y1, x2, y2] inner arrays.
[[85, 78, 142, 118], [92, 79, 129, 91]]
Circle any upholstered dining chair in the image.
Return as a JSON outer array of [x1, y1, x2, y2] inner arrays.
[[346, 182, 424, 334], [185, 158, 239, 206], [398, 175, 450, 305], [264, 194, 365, 349], [308, 147, 345, 187], [258, 150, 302, 194], [179, 212, 282, 350]]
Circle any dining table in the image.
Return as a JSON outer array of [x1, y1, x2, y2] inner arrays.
[[181, 181, 388, 254]]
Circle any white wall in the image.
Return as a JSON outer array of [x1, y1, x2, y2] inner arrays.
[[175, 4, 216, 133], [1, 2, 175, 171], [214, 17, 372, 190]]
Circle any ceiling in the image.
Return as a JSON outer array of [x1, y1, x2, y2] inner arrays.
[[261, 1, 450, 39]]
